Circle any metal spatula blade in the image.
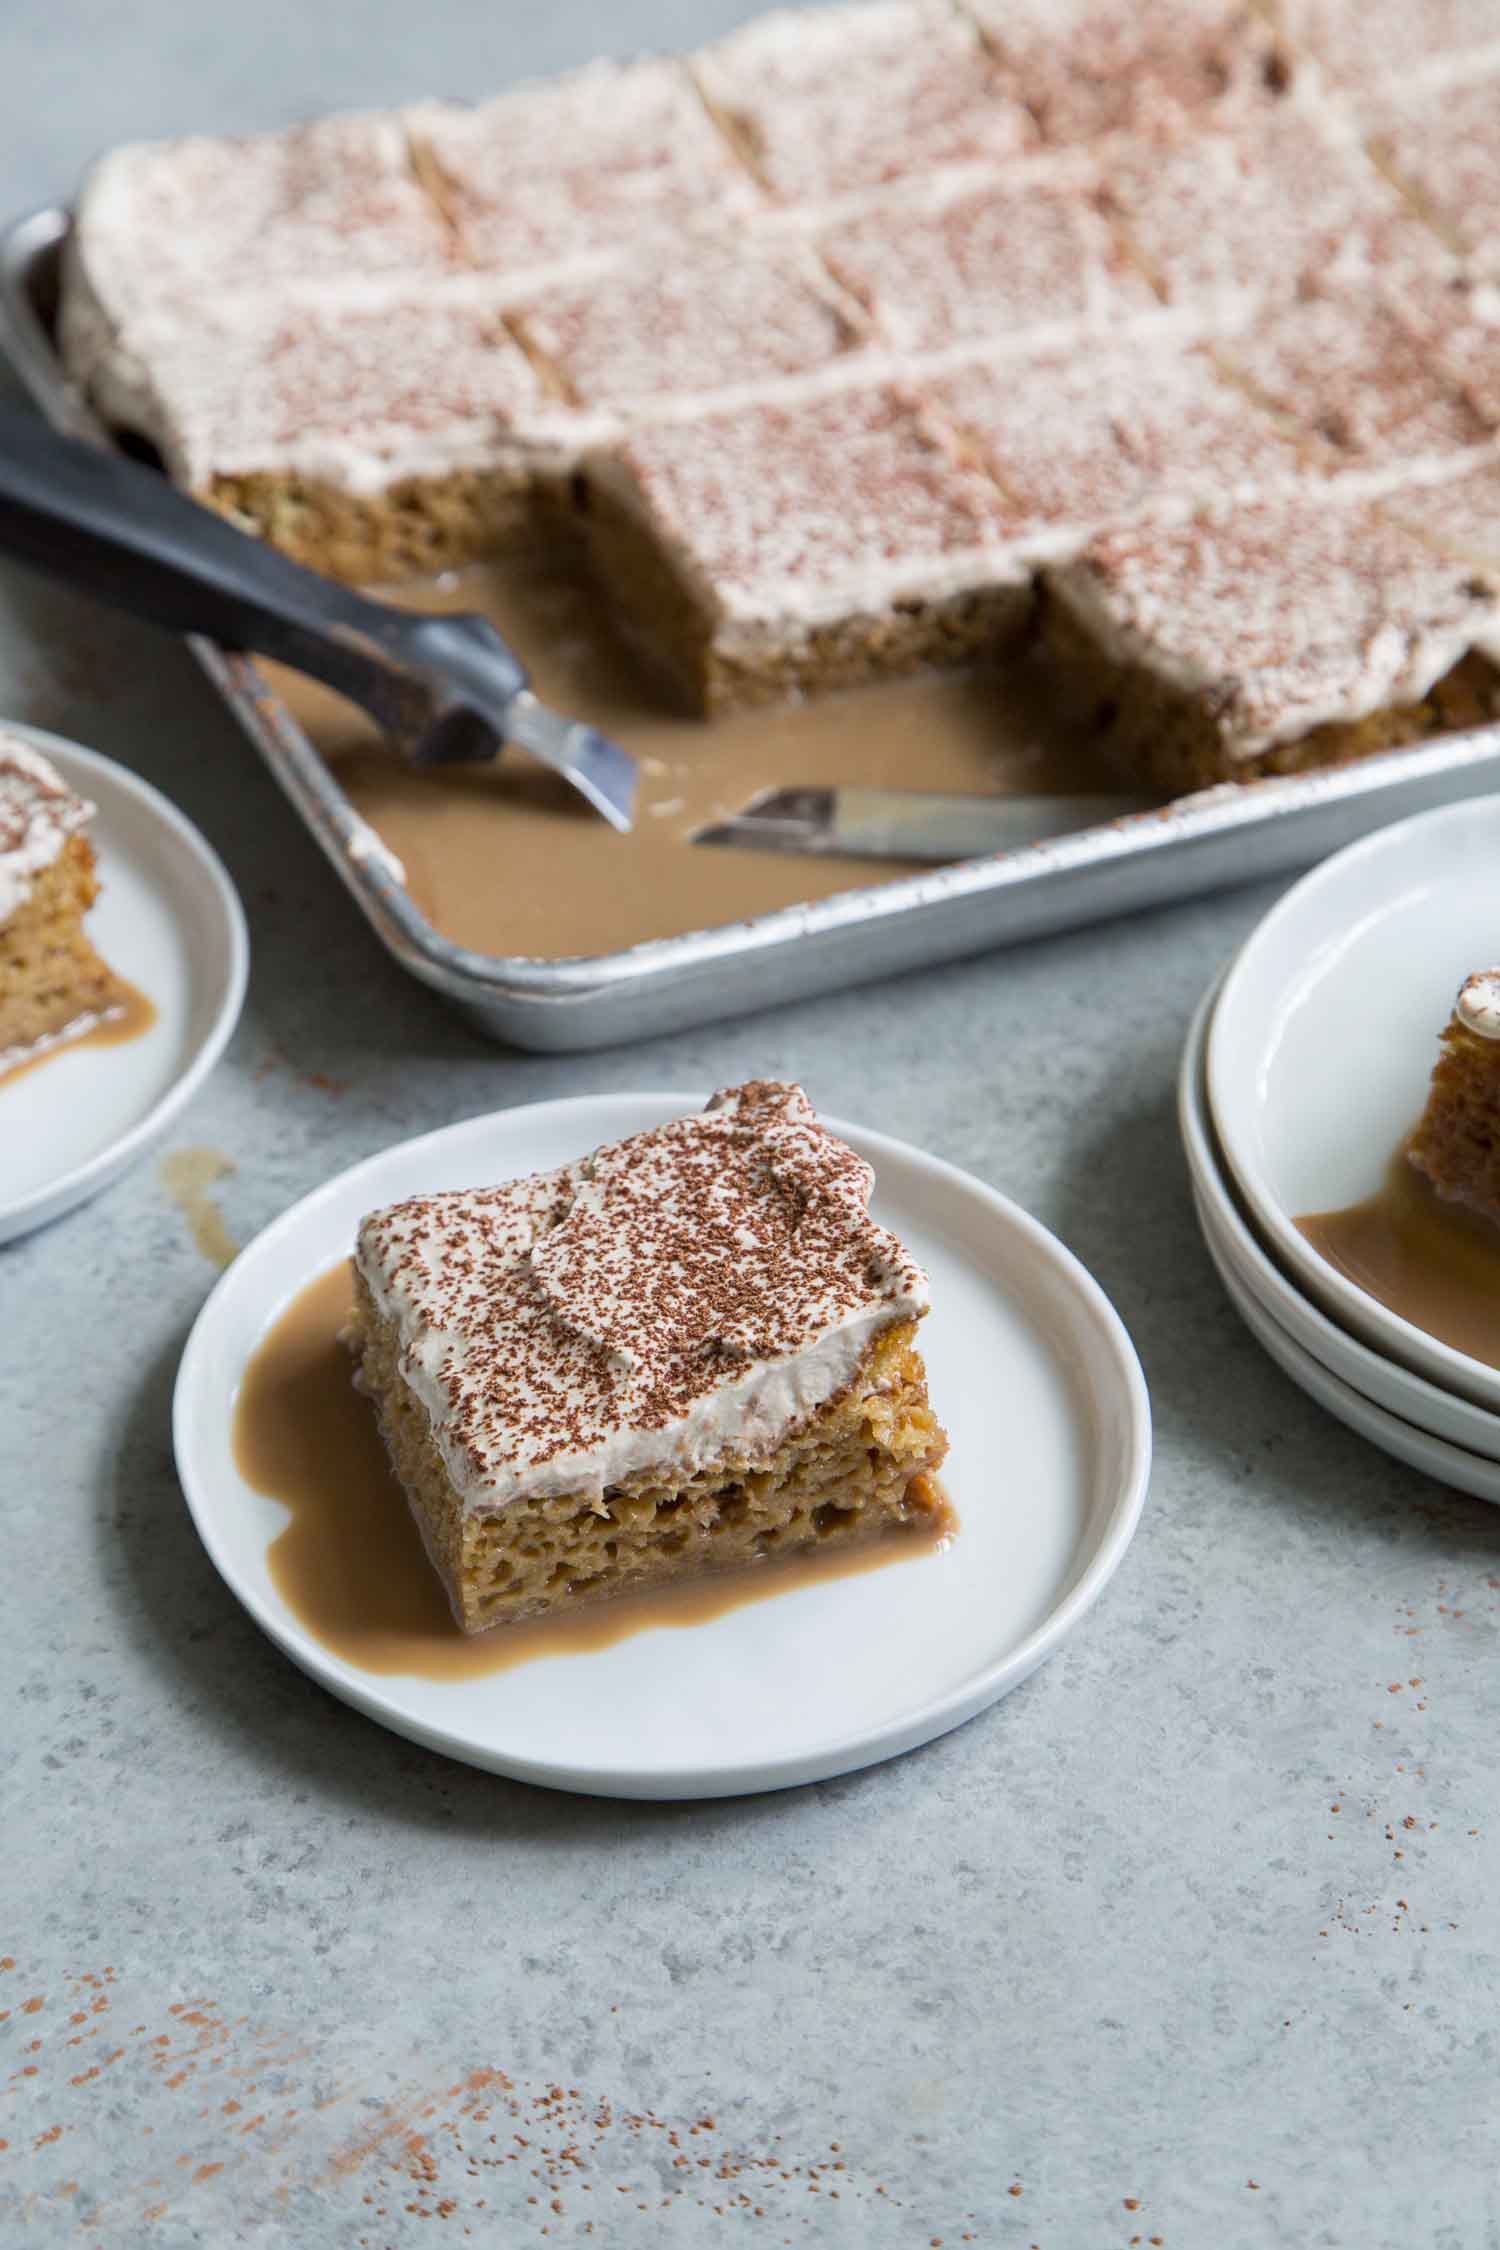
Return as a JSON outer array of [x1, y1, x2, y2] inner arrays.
[[693, 785, 1156, 863], [0, 407, 639, 832]]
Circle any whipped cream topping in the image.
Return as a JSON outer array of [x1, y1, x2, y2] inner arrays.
[[355, 1081, 929, 1513], [1456, 970, 1500, 1039], [0, 734, 94, 922]]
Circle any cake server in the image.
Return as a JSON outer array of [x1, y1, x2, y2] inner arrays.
[[0, 408, 638, 831], [693, 785, 1154, 862]]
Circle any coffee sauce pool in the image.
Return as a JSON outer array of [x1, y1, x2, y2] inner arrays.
[[263, 551, 1114, 961], [1297, 1145, 1500, 1370]]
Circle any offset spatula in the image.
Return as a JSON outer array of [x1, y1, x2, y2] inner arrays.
[[0, 408, 638, 830], [694, 785, 1155, 862]]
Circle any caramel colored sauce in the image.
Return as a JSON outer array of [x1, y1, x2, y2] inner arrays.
[[262, 552, 1110, 960], [1297, 1145, 1500, 1369], [234, 1259, 957, 1682], [0, 973, 156, 1090], [160, 1146, 238, 1271]]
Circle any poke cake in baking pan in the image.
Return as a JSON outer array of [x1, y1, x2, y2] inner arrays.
[[345, 1082, 949, 1633], [0, 733, 115, 1072], [55, 0, 1500, 776]]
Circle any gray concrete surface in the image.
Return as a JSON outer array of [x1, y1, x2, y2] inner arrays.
[[3, 7, 1500, 2244]]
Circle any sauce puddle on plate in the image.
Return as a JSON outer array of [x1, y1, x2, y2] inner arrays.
[[0, 973, 155, 1091], [234, 1260, 956, 1681], [1297, 1143, 1500, 1368]]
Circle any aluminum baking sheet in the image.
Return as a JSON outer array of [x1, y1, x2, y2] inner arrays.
[[7, 203, 1500, 1053]]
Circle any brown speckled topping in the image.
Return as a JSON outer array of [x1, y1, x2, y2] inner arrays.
[[1222, 283, 1500, 464], [693, 1, 1033, 202], [118, 288, 552, 490], [599, 384, 1018, 626], [355, 1083, 929, 1508], [818, 159, 1157, 352], [511, 234, 866, 410], [1049, 493, 1500, 757], [1099, 109, 1451, 310], [926, 337, 1306, 535], [410, 59, 761, 275], [968, 0, 1286, 147]]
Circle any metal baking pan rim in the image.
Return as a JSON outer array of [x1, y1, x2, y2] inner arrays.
[[7, 201, 1500, 1032]]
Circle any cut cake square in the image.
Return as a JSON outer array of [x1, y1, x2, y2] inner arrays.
[[408, 59, 761, 280], [1409, 971, 1500, 1223], [1098, 108, 1453, 315], [1278, 0, 1500, 94], [1043, 492, 1500, 789], [817, 159, 1159, 353], [1219, 283, 1500, 472], [0, 735, 115, 1070], [925, 336, 1310, 547], [1359, 70, 1500, 275], [61, 113, 454, 389], [692, 1, 1033, 203], [581, 381, 1025, 712], [966, 0, 1287, 148], [509, 234, 869, 413], [347, 1081, 950, 1635], [88, 286, 566, 583]]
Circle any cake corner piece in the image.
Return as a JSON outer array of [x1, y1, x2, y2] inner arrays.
[[0, 731, 116, 1072], [345, 1079, 950, 1634], [1407, 971, 1500, 1224]]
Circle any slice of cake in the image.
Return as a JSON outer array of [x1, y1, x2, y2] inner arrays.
[[966, 0, 1287, 148], [1218, 283, 1500, 475], [0, 735, 115, 1070], [1043, 491, 1500, 789], [924, 335, 1310, 551], [87, 286, 569, 583], [815, 157, 1160, 355], [509, 232, 869, 414], [1097, 108, 1453, 318], [692, 1, 1033, 204], [347, 1081, 950, 1634], [60, 112, 456, 393], [580, 383, 1025, 713], [1359, 68, 1500, 272], [408, 58, 761, 280], [1408, 971, 1500, 1222]]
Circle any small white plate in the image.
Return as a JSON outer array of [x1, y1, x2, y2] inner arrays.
[[174, 1093, 1151, 1800], [0, 725, 248, 1242], [1180, 978, 1500, 1468], [1208, 794, 1500, 1413]]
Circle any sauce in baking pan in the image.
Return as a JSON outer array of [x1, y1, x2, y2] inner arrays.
[[234, 1259, 957, 1682], [0, 973, 155, 1090], [260, 550, 1113, 960], [1297, 1145, 1500, 1370]]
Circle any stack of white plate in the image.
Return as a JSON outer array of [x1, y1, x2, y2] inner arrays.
[[1181, 794, 1500, 1503]]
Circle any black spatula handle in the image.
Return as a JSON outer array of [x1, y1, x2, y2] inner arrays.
[[0, 407, 528, 746]]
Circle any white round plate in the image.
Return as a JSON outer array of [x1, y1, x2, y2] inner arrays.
[[1196, 1196, 1500, 1506], [174, 1094, 1151, 1800], [1208, 795, 1500, 1413], [1180, 978, 1500, 1468], [0, 725, 248, 1242]]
